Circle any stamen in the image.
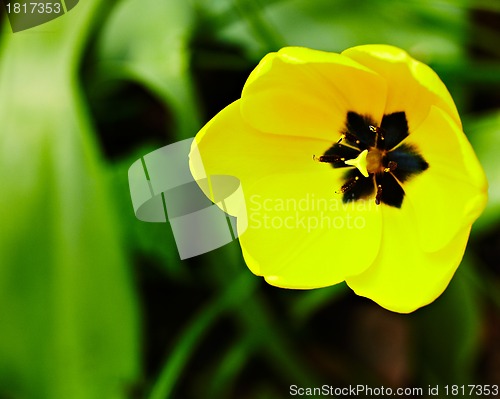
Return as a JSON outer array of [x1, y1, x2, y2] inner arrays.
[[336, 175, 359, 194], [313, 154, 345, 163], [370, 125, 385, 143], [338, 132, 362, 147], [375, 184, 383, 205], [383, 161, 398, 173], [345, 132, 358, 143]]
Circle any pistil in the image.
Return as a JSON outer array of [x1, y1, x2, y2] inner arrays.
[[344, 149, 369, 177]]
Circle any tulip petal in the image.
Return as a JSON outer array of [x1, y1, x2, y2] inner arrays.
[[189, 101, 334, 214], [238, 171, 383, 288], [400, 106, 487, 252], [241, 47, 387, 141], [346, 204, 472, 313], [342, 45, 461, 133]]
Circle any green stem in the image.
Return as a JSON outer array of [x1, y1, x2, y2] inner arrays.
[[147, 272, 256, 399]]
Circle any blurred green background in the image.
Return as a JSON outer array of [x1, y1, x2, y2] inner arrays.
[[0, 0, 499, 398]]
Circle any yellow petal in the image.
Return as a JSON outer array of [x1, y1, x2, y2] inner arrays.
[[238, 171, 383, 288], [346, 204, 472, 313], [342, 44, 461, 132], [401, 106, 487, 252], [241, 47, 387, 141], [189, 101, 334, 214]]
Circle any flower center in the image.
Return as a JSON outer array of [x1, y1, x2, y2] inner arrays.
[[343, 147, 387, 177], [314, 111, 429, 208], [365, 148, 384, 174]]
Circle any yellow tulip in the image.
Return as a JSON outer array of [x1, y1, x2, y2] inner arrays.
[[189, 45, 488, 313]]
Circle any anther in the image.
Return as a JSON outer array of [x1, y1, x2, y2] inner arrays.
[[383, 161, 397, 173], [313, 154, 344, 163], [375, 184, 383, 205], [343, 132, 360, 145], [336, 175, 359, 194], [370, 125, 385, 142]]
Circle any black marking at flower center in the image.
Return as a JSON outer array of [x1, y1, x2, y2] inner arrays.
[[317, 111, 428, 208]]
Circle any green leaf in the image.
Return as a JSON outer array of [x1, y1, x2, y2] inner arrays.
[[107, 151, 187, 279], [97, 0, 201, 139], [211, 0, 467, 63], [464, 111, 500, 233], [411, 260, 481, 385], [0, 3, 139, 399]]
